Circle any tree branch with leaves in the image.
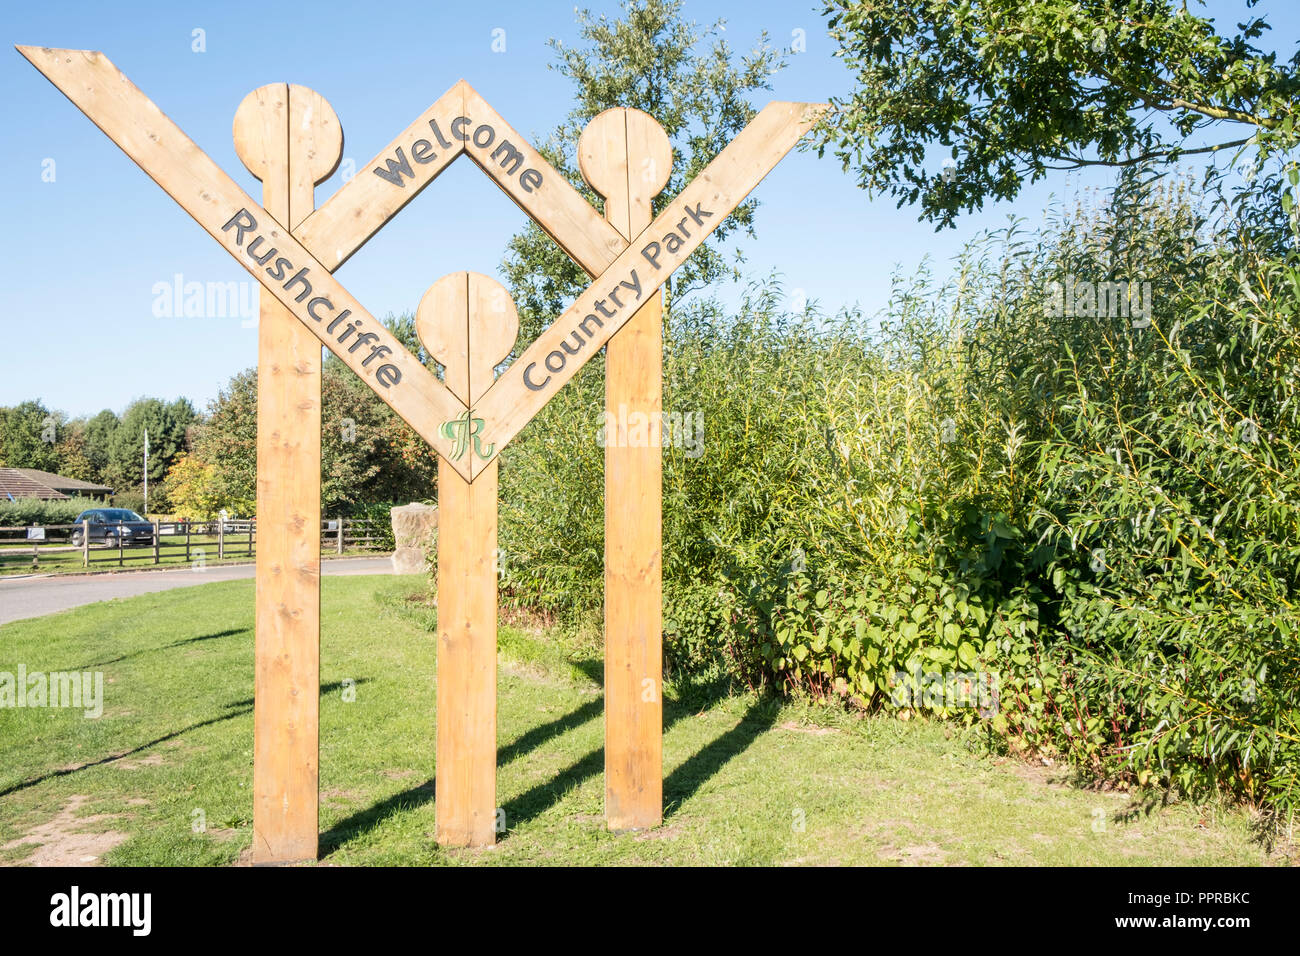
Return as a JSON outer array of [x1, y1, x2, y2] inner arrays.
[[816, 0, 1300, 228]]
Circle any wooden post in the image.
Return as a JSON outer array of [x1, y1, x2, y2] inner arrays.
[[235, 84, 342, 864], [217, 519, 225, 561], [578, 109, 672, 830], [152, 521, 160, 565], [337, 518, 345, 555], [81, 519, 89, 568], [417, 272, 518, 847]]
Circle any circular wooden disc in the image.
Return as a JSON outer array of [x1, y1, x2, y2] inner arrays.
[[233, 84, 342, 186], [578, 107, 672, 202], [416, 272, 519, 405]]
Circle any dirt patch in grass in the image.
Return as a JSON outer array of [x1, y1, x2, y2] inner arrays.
[[113, 753, 165, 771], [319, 788, 363, 808], [634, 823, 683, 841], [993, 755, 1075, 790], [879, 842, 950, 866], [779, 720, 839, 736], [0, 795, 129, 866]]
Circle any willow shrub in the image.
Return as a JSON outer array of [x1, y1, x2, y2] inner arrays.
[[498, 273, 1040, 697], [495, 169, 1300, 811], [986, 173, 1300, 810]]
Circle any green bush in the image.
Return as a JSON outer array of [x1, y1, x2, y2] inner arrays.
[[495, 166, 1300, 812], [0, 496, 108, 526], [110, 489, 148, 516], [984, 172, 1300, 808]]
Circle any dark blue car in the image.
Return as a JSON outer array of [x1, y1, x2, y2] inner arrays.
[[70, 508, 154, 547]]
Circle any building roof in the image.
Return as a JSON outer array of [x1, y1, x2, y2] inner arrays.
[[0, 468, 69, 500], [11, 468, 113, 494]]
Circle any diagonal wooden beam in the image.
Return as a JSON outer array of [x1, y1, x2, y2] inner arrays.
[[17, 46, 475, 481], [295, 81, 627, 277], [295, 81, 467, 272], [467, 100, 827, 479], [459, 83, 627, 278]]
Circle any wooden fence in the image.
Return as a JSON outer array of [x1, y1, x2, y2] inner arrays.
[[0, 518, 391, 571]]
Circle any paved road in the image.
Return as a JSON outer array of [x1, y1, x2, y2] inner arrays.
[[0, 556, 397, 626]]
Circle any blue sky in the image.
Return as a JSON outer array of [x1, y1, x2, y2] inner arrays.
[[2, 0, 1296, 419]]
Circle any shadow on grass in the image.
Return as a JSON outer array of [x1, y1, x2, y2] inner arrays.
[[320, 777, 436, 854], [0, 679, 362, 799], [498, 696, 604, 765], [314, 675, 776, 849], [72, 627, 247, 670], [497, 677, 775, 835], [662, 695, 783, 817]]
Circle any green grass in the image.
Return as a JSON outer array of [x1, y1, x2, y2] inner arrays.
[[0, 576, 1286, 866]]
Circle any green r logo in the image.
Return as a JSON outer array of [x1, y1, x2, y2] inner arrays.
[[440, 410, 495, 461]]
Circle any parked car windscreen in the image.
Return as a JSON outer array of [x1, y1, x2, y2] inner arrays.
[[98, 509, 146, 522]]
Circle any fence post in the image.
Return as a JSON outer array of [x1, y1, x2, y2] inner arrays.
[[152, 521, 160, 565], [337, 517, 344, 555], [82, 519, 89, 568], [185, 521, 191, 564], [218, 519, 225, 560], [117, 523, 124, 568]]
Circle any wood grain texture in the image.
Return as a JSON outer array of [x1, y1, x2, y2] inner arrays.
[[468, 100, 826, 478], [418, 274, 519, 846], [579, 108, 672, 830], [17, 47, 474, 480], [235, 83, 338, 864], [432, 457, 498, 846]]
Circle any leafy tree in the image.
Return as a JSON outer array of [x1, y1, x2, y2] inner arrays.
[[817, 0, 1300, 228], [104, 398, 197, 504], [320, 356, 437, 512], [503, 0, 785, 341], [192, 370, 258, 515], [82, 409, 120, 483], [0, 400, 61, 472], [53, 419, 96, 482], [161, 454, 223, 519]]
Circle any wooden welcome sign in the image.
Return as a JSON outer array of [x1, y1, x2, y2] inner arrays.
[[21, 45, 825, 859]]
